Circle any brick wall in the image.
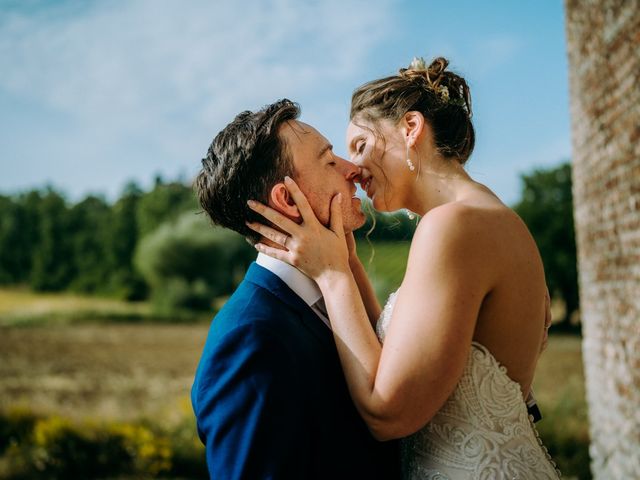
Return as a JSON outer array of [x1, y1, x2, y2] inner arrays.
[[565, 0, 640, 477]]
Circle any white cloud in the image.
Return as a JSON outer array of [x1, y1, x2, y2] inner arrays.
[[0, 0, 397, 198]]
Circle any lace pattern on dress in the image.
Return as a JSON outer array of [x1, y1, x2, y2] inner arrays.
[[376, 291, 561, 480]]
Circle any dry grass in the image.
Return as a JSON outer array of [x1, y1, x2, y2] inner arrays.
[[534, 334, 586, 407], [533, 334, 589, 446], [0, 321, 584, 423], [0, 283, 589, 478], [0, 323, 209, 426], [0, 287, 152, 326], [0, 323, 588, 477]]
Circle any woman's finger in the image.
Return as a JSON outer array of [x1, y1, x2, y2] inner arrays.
[[254, 242, 292, 263], [329, 193, 344, 237], [284, 176, 319, 225], [543, 287, 552, 329], [245, 222, 291, 248], [247, 200, 300, 235]]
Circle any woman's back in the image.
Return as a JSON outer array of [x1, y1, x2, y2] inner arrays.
[[378, 199, 558, 477], [378, 293, 560, 479], [442, 190, 547, 396]]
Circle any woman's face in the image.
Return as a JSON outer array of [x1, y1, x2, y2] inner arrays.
[[346, 117, 412, 212]]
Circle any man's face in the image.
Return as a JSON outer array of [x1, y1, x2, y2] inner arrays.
[[279, 120, 365, 232]]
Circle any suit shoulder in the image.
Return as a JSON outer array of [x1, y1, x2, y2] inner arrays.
[[211, 280, 293, 330]]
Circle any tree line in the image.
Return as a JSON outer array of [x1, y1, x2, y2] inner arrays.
[[0, 163, 577, 325], [0, 178, 195, 300]]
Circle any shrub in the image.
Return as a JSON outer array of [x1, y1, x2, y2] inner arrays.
[[134, 212, 254, 313], [0, 413, 172, 480], [0, 408, 39, 455]]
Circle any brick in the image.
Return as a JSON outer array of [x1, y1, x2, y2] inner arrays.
[[565, 0, 640, 478]]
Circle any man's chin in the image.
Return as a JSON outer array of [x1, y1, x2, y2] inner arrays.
[[346, 213, 367, 232]]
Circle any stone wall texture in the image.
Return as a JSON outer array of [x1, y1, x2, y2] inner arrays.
[[564, 0, 640, 477]]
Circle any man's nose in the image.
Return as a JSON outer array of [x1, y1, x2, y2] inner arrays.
[[337, 157, 361, 181]]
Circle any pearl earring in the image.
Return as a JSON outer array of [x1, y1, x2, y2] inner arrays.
[[406, 141, 416, 219], [406, 143, 416, 172]]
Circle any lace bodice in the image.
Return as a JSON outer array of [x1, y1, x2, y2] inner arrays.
[[376, 291, 561, 480]]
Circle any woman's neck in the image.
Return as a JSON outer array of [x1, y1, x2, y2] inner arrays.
[[406, 156, 477, 216]]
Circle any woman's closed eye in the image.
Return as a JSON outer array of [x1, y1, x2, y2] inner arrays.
[[357, 141, 366, 155]]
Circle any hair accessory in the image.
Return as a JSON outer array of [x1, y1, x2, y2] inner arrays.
[[409, 56, 427, 70], [436, 85, 449, 102], [406, 56, 468, 110]]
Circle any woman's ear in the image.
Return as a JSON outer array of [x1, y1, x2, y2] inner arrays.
[[403, 111, 425, 148], [269, 182, 301, 220]]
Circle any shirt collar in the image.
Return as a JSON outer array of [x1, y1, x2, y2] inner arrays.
[[256, 253, 323, 307]]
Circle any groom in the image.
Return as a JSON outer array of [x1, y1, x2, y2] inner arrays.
[[191, 99, 400, 479]]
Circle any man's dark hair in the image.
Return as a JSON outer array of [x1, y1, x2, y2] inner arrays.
[[195, 99, 300, 244]]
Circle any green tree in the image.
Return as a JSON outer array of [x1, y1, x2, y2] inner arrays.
[[513, 162, 578, 327], [106, 182, 147, 300], [135, 212, 254, 312], [67, 195, 112, 292], [136, 179, 196, 239], [29, 188, 73, 291], [0, 195, 30, 283]]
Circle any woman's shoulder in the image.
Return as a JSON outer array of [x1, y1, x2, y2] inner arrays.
[[409, 203, 487, 266], [415, 200, 510, 241], [411, 200, 524, 271]]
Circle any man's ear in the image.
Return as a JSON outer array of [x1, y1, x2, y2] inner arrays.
[[402, 111, 425, 148], [269, 182, 301, 220]]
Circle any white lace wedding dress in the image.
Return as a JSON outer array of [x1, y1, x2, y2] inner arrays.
[[376, 292, 562, 480]]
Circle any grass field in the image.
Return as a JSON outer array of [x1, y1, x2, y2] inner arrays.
[[0, 319, 589, 478], [0, 242, 591, 478], [357, 240, 411, 301], [0, 287, 153, 327], [0, 323, 205, 423], [0, 324, 586, 423]]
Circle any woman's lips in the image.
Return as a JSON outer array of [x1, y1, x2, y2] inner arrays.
[[362, 177, 374, 197]]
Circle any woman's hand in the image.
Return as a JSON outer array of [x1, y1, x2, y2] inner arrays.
[[246, 176, 351, 283], [540, 287, 552, 353]]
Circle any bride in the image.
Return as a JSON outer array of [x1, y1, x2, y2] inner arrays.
[[247, 57, 561, 479]]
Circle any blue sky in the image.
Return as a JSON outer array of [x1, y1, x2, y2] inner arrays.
[[0, 0, 570, 206]]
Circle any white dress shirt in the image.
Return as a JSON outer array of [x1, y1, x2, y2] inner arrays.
[[256, 253, 331, 329]]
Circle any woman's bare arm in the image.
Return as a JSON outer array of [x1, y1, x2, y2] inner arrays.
[[246, 182, 488, 440]]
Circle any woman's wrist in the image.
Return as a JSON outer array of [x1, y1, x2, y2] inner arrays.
[[349, 252, 364, 272], [316, 267, 353, 292]]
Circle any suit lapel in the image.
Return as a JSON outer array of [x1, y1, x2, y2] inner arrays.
[[244, 262, 335, 349]]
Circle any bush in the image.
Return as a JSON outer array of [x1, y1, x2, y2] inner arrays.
[[135, 212, 254, 313], [0, 412, 174, 480], [0, 408, 39, 456]]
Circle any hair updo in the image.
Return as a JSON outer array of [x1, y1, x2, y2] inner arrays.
[[350, 57, 475, 164]]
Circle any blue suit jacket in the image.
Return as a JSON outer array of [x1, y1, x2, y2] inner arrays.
[[192, 262, 399, 479]]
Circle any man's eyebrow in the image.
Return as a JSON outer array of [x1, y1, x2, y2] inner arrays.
[[318, 143, 333, 158]]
